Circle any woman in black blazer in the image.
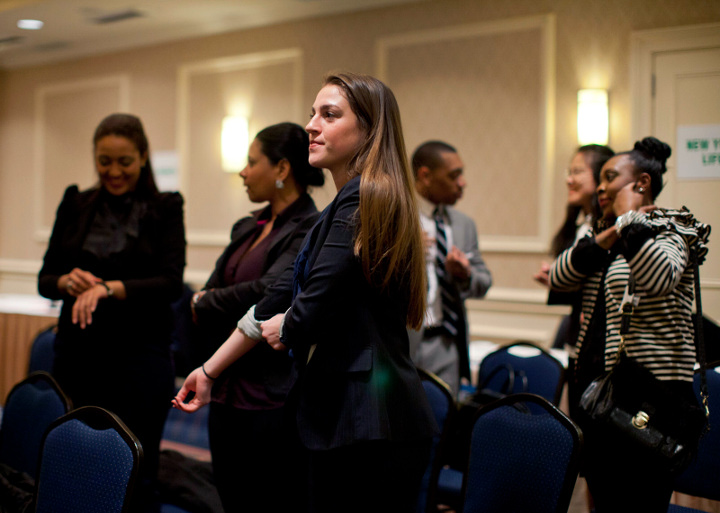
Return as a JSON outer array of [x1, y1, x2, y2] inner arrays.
[[38, 113, 186, 512], [174, 73, 437, 513], [191, 122, 323, 513]]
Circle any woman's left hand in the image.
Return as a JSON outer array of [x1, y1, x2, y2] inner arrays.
[[171, 367, 213, 413], [261, 314, 287, 351], [71, 283, 110, 329]]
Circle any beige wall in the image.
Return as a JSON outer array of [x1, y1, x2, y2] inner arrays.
[[1, 0, 719, 346]]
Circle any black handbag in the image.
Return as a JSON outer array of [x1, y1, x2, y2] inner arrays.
[[578, 249, 710, 475]]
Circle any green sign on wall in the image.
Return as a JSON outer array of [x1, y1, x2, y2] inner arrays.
[[677, 125, 720, 180]]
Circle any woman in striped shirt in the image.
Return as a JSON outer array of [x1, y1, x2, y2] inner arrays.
[[549, 136, 710, 512]]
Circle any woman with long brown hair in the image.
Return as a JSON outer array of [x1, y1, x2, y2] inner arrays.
[[173, 72, 437, 512]]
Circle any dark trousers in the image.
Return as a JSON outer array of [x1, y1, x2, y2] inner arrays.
[[582, 424, 675, 513], [208, 402, 302, 513], [307, 438, 432, 513]]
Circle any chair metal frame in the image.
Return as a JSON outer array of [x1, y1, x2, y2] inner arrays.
[[27, 324, 57, 375], [461, 393, 583, 513], [0, 371, 71, 479], [34, 405, 143, 513]]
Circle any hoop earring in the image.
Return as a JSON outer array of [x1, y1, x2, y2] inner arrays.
[[275, 179, 285, 190]]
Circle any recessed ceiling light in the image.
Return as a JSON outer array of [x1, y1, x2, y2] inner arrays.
[[17, 19, 44, 30]]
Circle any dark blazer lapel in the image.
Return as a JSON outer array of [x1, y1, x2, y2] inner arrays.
[[67, 188, 102, 252], [207, 216, 258, 287], [265, 194, 318, 257]]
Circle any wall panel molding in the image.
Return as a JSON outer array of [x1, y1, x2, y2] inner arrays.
[[376, 14, 556, 254], [630, 22, 720, 141], [33, 74, 130, 241], [177, 48, 303, 246]]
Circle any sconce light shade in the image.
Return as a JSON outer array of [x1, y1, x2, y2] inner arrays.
[[221, 116, 249, 173], [577, 89, 609, 146]]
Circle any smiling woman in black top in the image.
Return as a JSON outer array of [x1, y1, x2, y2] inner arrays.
[[38, 113, 186, 512]]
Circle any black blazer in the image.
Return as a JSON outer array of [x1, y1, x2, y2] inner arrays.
[[256, 177, 438, 450], [194, 193, 319, 352], [38, 185, 186, 352]]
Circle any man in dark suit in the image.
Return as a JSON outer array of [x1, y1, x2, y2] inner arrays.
[[409, 140, 492, 396]]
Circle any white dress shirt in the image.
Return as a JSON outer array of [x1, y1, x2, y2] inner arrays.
[[416, 194, 454, 328]]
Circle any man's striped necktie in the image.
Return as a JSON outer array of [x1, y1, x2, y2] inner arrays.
[[434, 208, 461, 337]]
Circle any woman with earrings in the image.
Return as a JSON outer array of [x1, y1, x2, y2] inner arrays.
[[549, 136, 710, 512], [173, 72, 437, 513], [190, 122, 323, 513], [534, 144, 614, 348], [38, 113, 186, 512]]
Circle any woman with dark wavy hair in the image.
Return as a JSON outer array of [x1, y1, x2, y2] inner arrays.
[[535, 144, 614, 348], [173, 73, 437, 512], [550, 136, 710, 511]]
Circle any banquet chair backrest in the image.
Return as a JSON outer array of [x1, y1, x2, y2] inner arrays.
[[416, 367, 455, 513], [28, 326, 57, 375], [462, 393, 583, 513], [477, 341, 565, 405], [34, 406, 143, 513], [0, 371, 71, 479], [672, 366, 720, 501]]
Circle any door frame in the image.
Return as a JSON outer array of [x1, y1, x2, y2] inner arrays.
[[630, 22, 720, 311], [630, 22, 720, 141]]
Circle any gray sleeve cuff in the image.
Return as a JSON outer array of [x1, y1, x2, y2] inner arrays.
[[237, 305, 263, 340]]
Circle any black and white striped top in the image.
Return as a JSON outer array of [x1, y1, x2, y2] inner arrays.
[[549, 208, 710, 382]]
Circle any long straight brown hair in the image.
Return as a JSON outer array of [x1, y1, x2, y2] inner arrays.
[[324, 72, 426, 329]]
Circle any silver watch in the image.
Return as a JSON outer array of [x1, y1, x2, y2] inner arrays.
[[615, 210, 636, 235]]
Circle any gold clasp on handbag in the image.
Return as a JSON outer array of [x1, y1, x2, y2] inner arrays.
[[632, 411, 650, 429]]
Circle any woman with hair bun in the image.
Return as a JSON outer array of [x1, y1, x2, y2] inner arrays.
[[173, 73, 437, 512], [190, 122, 324, 513], [549, 136, 710, 511]]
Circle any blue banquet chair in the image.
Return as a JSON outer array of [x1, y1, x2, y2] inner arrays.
[[0, 371, 71, 479], [34, 405, 143, 513], [416, 367, 456, 513], [434, 341, 568, 509], [27, 325, 57, 375], [462, 393, 583, 513], [667, 366, 720, 512], [477, 341, 565, 405]]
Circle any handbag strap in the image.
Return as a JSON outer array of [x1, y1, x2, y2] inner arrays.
[[691, 249, 710, 417], [620, 245, 709, 418]]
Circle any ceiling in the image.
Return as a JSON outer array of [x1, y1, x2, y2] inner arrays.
[[0, 0, 423, 69]]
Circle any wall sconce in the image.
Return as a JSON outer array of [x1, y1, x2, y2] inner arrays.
[[221, 115, 249, 173], [577, 89, 609, 146]]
